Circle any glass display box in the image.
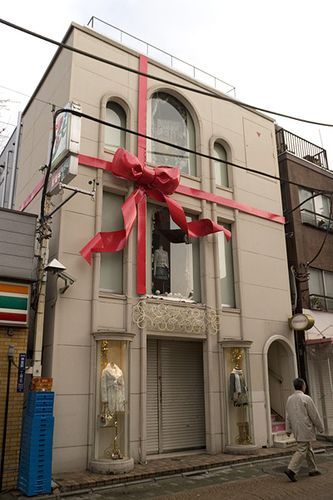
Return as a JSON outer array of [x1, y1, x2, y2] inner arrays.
[[95, 339, 129, 460], [224, 346, 253, 446]]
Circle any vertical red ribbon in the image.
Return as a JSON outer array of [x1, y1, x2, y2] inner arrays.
[[137, 55, 148, 294]]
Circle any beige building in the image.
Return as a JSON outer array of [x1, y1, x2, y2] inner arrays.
[[14, 22, 296, 473]]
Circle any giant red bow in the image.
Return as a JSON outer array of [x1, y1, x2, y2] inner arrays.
[[80, 148, 231, 294]]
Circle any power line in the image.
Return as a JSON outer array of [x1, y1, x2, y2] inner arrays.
[[42, 108, 333, 218], [1, 17, 333, 129]]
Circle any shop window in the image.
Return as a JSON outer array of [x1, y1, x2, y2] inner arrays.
[[309, 267, 333, 312], [105, 101, 126, 151], [298, 188, 332, 230], [147, 206, 201, 302], [214, 142, 229, 187], [218, 224, 235, 307], [100, 192, 124, 293], [148, 92, 196, 176], [224, 346, 253, 446], [96, 339, 128, 460]]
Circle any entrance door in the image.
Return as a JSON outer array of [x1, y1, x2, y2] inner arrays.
[[147, 339, 205, 454]]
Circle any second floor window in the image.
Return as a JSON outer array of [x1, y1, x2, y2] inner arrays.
[[100, 192, 124, 293], [299, 188, 332, 229], [148, 92, 196, 176], [147, 206, 201, 302], [218, 224, 235, 308], [105, 101, 126, 151]]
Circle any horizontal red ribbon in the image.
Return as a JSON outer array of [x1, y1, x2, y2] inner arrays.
[[80, 148, 231, 294]]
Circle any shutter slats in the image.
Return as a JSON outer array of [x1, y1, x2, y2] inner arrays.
[[147, 339, 205, 454]]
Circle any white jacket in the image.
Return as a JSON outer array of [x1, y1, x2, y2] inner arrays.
[[285, 390, 324, 442]]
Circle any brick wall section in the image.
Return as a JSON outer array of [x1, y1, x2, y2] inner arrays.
[[0, 328, 28, 490]]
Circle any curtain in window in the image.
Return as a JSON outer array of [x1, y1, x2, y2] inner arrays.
[[214, 142, 229, 187], [148, 92, 196, 176], [100, 192, 124, 293], [105, 101, 126, 150], [218, 225, 235, 307]]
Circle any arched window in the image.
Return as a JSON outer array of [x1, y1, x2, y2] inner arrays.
[[148, 92, 196, 176], [214, 142, 229, 187], [105, 101, 126, 150]]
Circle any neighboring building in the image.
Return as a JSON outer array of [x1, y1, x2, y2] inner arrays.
[[0, 116, 22, 210], [276, 126, 333, 439], [0, 208, 37, 489], [13, 22, 294, 473]]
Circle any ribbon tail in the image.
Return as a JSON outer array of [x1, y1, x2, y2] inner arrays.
[[80, 230, 128, 265], [80, 233, 104, 265], [187, 219, 231, 240]]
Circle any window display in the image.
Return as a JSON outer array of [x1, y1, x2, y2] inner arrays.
[[96, 340, 128, 460], [148, 207, 200, 301], [224, 346, 252, 446]]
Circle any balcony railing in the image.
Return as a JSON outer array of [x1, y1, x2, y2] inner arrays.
[[87, 16, 236, 97], [276, 128, 328, 169], [309, 293, 333, 312]]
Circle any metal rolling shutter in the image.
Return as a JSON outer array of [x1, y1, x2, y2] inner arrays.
[[147, 339, 205, 454], [147, 339, 159, 454]]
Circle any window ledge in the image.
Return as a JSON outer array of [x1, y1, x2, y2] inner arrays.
[[99, 290, 126, 300], [144, 294, 200, 305], [222, 306, 240, 314]]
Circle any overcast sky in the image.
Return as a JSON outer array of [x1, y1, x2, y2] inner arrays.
[[1, 0, 332, 167]]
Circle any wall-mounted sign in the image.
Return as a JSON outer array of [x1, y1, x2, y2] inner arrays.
[[48, 155, 78, 195], [17, 353, 26, 392], [0, 282, 30, 327], [51, 102, 81, 172], [289, 313, 315, 331]]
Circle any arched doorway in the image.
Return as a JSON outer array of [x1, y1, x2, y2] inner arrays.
[[263, 336, 297, 446]]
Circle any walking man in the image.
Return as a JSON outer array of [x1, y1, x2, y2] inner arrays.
[[284, 377, 324, 482]]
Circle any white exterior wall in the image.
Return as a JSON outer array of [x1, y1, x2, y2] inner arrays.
[[14, 23, 294, 473]]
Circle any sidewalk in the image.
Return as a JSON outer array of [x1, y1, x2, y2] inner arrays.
[[6, 441, 333, 498]]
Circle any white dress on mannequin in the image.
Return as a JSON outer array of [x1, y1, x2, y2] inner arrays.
[[101, 362, 125, 413]]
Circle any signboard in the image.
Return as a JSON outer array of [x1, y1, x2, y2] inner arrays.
[[17, 353, 26, 393], [48, 155, 79, 195], [51, 102, 81, 172], [288, 313, 315, 331], [0, 282, 30, 327]]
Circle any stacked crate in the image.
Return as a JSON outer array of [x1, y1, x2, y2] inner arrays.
[[18, 392, 54, 496]]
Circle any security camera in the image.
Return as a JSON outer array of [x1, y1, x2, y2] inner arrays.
[[45, 258, 67, 273]]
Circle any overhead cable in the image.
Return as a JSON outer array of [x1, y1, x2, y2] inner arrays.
[[1, 18, 333, 128]]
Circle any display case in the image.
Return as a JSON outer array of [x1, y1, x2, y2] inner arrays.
[[95, 339, 128, 461], [224, 346, 253, 447]]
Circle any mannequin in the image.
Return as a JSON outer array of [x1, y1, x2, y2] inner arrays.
[[153, 245, 169, 279], [101, 361, 126, 414], [229, 367, 248, 407]]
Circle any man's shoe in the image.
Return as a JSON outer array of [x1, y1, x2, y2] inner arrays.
[[309, 470, 321, 476], [284, 469, 297, 482]]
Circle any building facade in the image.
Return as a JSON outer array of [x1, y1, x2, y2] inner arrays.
[[0, 208, 37, 489], [13, 23, 295, 473], [277, 126, 333, 439]]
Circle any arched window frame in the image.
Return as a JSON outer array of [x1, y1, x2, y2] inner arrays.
[[104, 100, 127, 151], [213, 140, 230, 188], [147, 90, 198, 177]]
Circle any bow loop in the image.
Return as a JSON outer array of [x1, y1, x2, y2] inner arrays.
[[110, 148, 179, 195]]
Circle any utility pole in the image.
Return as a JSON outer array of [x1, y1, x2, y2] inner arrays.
[[32, 196, 52, 377]]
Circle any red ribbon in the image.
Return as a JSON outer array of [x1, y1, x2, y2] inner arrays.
[[80, 148, 231, 294]]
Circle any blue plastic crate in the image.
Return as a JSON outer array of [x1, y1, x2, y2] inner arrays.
[[18, 478, 51, 497], [18, 467, 52, 483], [28, 392, 54, 401], [23, 414, 54, 427]]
